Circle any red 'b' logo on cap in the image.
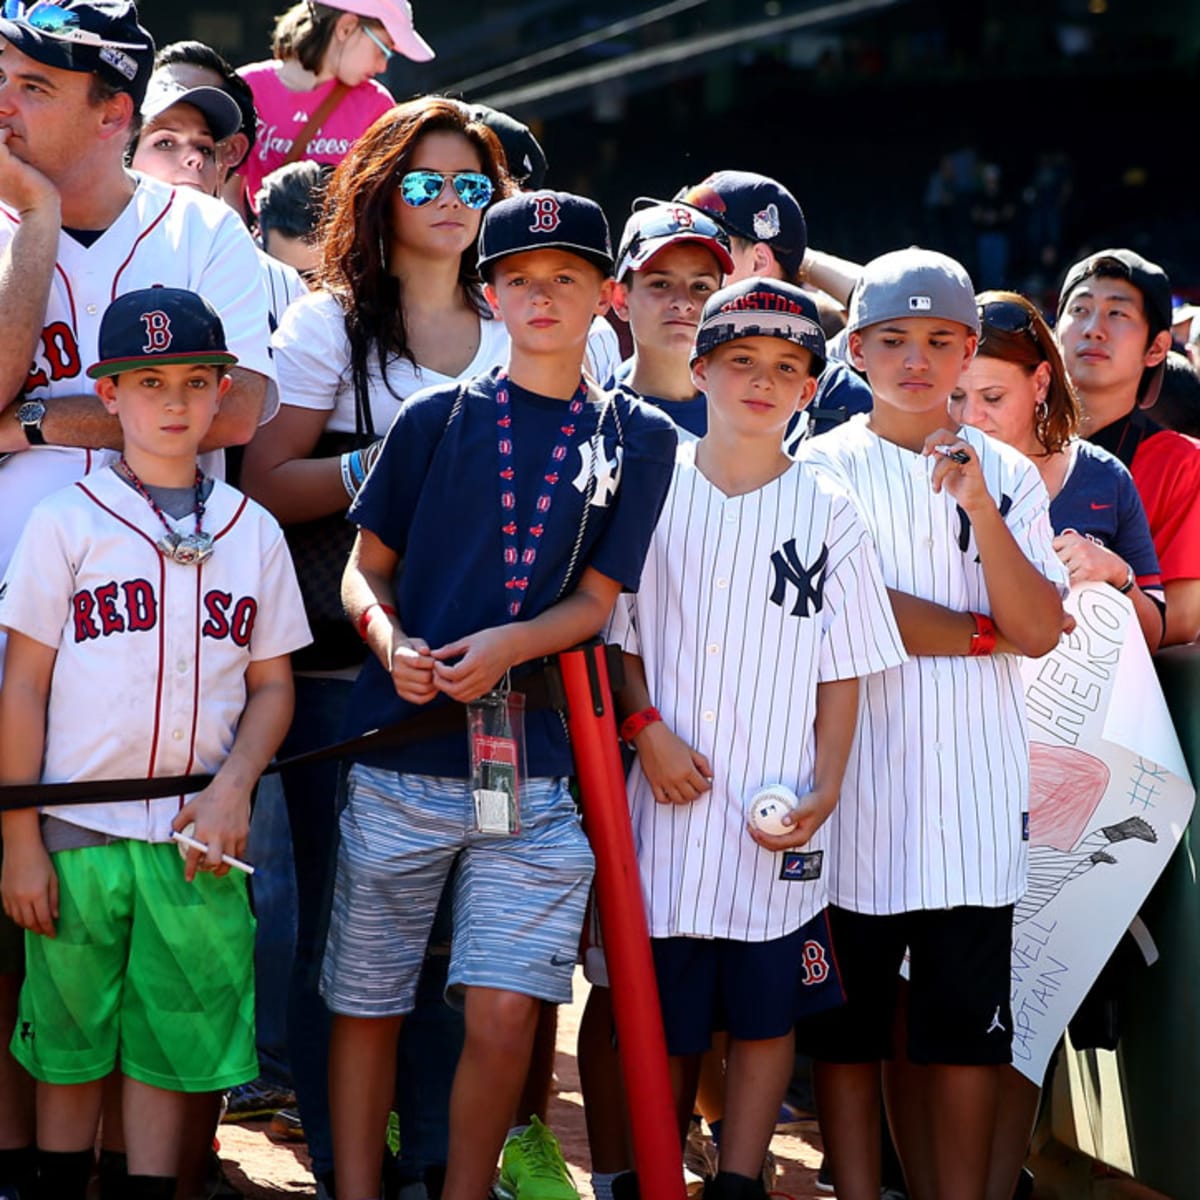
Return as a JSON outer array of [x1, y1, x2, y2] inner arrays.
[[140, 311, 172, 353], [529, 196, 561, 233]]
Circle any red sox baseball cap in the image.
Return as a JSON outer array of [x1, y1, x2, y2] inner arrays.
[[615, 203, 735, 281], [692, 277, 826, 373], [666, 170, 808, 277], [477, 190, 613, 280], [87, 287, 238, 379], [0, 1, 155, 107]]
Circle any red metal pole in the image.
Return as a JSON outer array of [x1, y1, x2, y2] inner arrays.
[[559, 642, 686, 1200]]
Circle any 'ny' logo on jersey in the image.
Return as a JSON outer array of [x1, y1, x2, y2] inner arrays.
[[140, 311, 172, 353], [769, 540, 828, 618], [529, 196, 561, 233], [956, 494, 1013, 560], [572, 437, 623, 507]]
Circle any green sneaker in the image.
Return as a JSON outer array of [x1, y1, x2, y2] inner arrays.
[[495, 1116, 579, 1199]]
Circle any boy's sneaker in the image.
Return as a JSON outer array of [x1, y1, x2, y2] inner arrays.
[[814, 1157, 834, 1193], [684, 1118, 716, 1194], [268, 1108, 305, 1142], [495, 1116, 579, 1199], [221, 1078, 296, 1122]]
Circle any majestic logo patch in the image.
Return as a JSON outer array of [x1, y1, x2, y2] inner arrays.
[[779, 850, 824, 882], [769, 540, 828, 618], [140, 311, 172, 353], [909, 295, 932, 311], [753, 202, 781, 241], [529, 195, 561, 233]]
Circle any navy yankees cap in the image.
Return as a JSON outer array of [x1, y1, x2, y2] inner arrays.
[[87, 286, 238, 379], [692, 277, 826, 373], [0, 1, 155, 108], [477, 190, 613, 279], [662, 171, 808, 278]]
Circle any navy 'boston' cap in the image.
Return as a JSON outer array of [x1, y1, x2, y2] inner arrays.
[[477, 190, 613, 279], [87, 286, 238, 379], [0, 1, 155, 107], [691, 277, 826, 373]]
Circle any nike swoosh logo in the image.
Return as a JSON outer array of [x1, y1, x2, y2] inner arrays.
[[550, 954, 575, 966], [1090, 502, 1112, 510]]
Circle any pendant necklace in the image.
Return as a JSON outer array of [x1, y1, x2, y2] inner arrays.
[[118, 457, 214, 566]]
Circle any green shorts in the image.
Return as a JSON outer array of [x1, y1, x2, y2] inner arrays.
[[12, 840, 257, 1092]]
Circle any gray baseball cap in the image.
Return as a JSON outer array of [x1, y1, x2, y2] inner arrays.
[[847, 248, 980, 336]]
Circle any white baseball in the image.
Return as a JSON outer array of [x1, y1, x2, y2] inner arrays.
[[748, 784, 801, 836]]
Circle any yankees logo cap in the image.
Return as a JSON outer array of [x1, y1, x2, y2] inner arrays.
[[141, 75, 241, 144], [467, 102, 547, 190], [0, 1, 155, 108], [615, 202, 735, 281], [847, 247, 980, 336], [87, 286, 238, 379], [661, 170, 807, 277], [692, 276, 826, 373], [477, 190, 614, 279], [323, 0, 434, 62]]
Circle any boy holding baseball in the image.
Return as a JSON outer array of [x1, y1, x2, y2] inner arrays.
[[0, 288, 309, 1200], [609, 277, 905, 1200]]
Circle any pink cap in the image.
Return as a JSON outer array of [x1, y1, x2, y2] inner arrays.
[[327, 0, 435, 63]]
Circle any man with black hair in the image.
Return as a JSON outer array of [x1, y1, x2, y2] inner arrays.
[[256, 159, 327, 282]]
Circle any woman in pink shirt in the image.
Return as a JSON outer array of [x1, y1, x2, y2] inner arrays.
[[236, 0, 434, 208]]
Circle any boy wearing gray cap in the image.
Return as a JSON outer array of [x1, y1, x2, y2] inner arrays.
[[798, 249, 1066, 1200]]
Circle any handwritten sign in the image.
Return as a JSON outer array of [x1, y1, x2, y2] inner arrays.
[[1012, 584, 1194, 1083]]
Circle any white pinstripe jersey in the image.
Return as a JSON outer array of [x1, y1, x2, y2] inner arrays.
[[0, 176, 278, 596], [0, 468, 311, 842], [607, 441, 907, 942], [799, 417, 1068, 914]]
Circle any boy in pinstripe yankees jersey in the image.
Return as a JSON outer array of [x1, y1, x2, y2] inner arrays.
[[798, 249, 1067, 1200], [608, 278, 906, 1200]]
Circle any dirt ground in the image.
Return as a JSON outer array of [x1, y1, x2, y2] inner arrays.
[[216, 970, 826, 1199]]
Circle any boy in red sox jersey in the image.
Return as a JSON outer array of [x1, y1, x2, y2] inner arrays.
[[0, 287, 309, 1200]]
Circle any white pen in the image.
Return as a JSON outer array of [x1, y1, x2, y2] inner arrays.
[[171, 830, 255, 875]]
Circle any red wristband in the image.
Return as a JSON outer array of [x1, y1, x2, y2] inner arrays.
[[620, 706, 662, 744], [356, 602, 396, 641], [968, 611, 997, 657]]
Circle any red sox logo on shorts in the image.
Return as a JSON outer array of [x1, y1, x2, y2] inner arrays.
[[800, 939, 830, 985], [529, 195, 561, 233], [140, 311, 173, 353]]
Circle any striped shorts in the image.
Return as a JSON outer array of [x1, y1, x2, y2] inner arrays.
[[320, 765, 594, 1017]]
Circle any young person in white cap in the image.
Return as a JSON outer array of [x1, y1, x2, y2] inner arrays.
[[798, 248, 1066, 1200], [236, 0, 434, 208]]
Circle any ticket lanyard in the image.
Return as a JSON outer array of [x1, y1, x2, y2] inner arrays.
[[495, 372, 587, 618]]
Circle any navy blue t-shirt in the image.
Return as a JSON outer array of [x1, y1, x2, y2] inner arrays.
[[614, 362, 708, 437], [346, 368, 678, 777], [1049, 440, 1161, 585]]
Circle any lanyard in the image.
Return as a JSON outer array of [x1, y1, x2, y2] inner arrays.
[[496, 373, 587, 617]]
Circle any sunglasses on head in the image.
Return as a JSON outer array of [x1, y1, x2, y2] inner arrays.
[[978, 299, 1037, 336], [629, 205, 728, 250], [399, 169, 494, 210], [3, 0, 146, 50]]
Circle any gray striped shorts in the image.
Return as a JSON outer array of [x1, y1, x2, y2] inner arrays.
[[319, 765, 594, 1016]]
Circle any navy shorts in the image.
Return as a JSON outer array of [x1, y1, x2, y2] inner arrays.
[[651, 909, 844, 1056], [804, 904, 1014, 1066]]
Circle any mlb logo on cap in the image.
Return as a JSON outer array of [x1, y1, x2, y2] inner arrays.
[[87, 287, 238, 379], [477, 190, 614, 279], [909, 296, 932, 311]]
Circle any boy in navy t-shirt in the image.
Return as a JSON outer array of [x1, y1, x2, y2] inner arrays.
[[320, 191, 677, 1200]]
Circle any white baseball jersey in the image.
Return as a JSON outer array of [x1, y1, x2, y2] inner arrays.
[[799, 418, 1069, 915], [258, 246, 306, 333], [0, 174, 278, 589], [0, 468, 311, 842], [607, 442, 906, 942]]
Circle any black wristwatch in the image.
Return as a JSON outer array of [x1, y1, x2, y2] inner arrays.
[[16, 400, 46, 446]]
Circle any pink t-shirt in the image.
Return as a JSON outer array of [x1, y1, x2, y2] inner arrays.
[[238, 61, 394, 203]]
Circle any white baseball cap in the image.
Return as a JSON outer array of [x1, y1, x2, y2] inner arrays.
[[326, 0, 435, 62]]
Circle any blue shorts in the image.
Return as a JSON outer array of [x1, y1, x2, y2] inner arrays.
[[651, 910, 844, 1056], [320, 766, 594, 1017]]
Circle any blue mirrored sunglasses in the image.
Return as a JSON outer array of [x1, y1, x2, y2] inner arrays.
[[399, 170, 494, 210]]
